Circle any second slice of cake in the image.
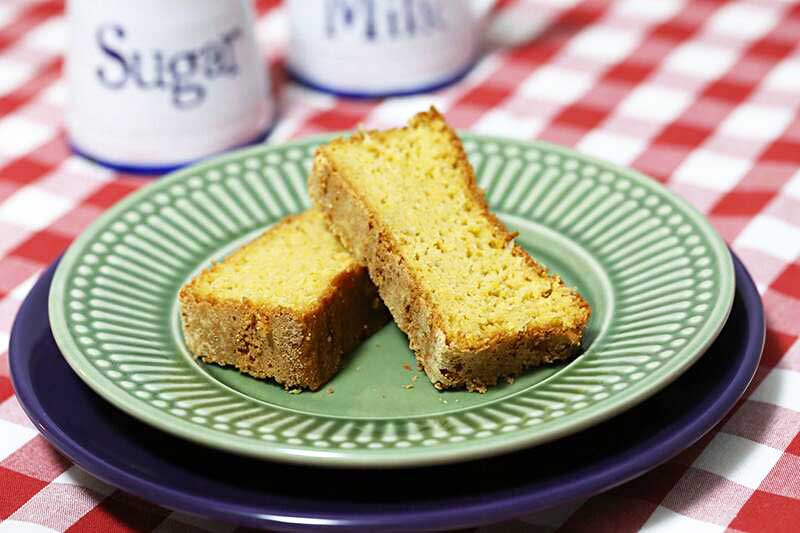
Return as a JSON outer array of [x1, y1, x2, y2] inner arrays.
[[179, 208, 390, 391], [309, 108, 591, 392]]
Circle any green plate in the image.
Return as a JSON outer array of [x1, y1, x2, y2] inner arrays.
[[49, 134, 734, 468]]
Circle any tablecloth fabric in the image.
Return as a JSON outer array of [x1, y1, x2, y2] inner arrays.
[[0, 0, 798, 531]]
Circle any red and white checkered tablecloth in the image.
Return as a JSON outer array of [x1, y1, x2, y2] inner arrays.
[[0, 0, 798, 531]]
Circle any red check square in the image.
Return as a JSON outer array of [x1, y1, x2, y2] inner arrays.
[[731, 490, 800, 533], [704, 79, 753, 104], [762, 140, 800, 165], [82, 180, 142, 209], [0, 376, 12, 403], [552, 103, 607, 131], [0, 157, 52, 186], [712, 190, 776, 217], [655, 123, 710, 147], [771, 263, 800, 300], [10, 229, 72, 265], [0, 467, 47, 519], [761, 330, 800, 369], [458, 84, 512, 111], [749, 39, 795, 61], [604, 62, 652, 85]]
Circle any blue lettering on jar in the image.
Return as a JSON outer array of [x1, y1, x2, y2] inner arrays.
[[95, 24, 242, 109], [325, 0, 444, 40]]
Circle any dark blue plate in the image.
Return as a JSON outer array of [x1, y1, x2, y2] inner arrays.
[[10, 253, 763, 531]]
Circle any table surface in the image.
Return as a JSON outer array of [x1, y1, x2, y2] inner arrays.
[[0, 0, 798, 531]]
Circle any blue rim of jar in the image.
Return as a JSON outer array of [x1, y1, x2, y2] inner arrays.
[[286, 61, 476, 99], [68, 124, 274, 176]]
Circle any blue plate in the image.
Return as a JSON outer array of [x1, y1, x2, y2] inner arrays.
[[10, 253, 763, 531]]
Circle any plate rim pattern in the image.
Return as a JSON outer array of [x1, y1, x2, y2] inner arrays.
[[48, 133, 735, 467]]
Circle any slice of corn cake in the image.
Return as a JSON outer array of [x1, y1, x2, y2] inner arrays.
[[179, 208, 390, 391], [309, 108, 591, 392]]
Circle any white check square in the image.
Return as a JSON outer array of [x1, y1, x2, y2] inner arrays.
[[749, 368, 800, 412], [40, 80, 66, 106], [735, 216, 800, 262], [473, 108, 545, 138], [0, 186, 73, 231], [763, 57, 800, 92], [784, 169, 800, 201], [612, 0, 683, 23], [566, 25, 641, 64], [0, 5, 16, 28], [486, 5, 556, 47], [0, 419, 38, 461], [577, 130, 647, 165], [694, 433, 783, 490], [673, 149, 750, 190], [0, 331, 8, 356], [617, 85, 693, 122], [719, 104, 793, 141], [21, 17, 66, 52], [640, 506, 725, 532], [255, 9, 287, 62], [0, 520, 59, 533], [707, 2, 778, 40], [0, 58, 34, 96], [369, 95, 449, 126], [62, 156, 114, 182], [518, 65, 593, 104], [0, 117, 53, 158], [664, 42, 739, 80]]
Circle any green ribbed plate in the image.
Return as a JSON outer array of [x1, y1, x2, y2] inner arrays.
[[49, 134, 734, 468]]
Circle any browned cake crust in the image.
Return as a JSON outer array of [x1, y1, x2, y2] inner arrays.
[[309, 108, 590, 392], [179, 216, 390, 391]]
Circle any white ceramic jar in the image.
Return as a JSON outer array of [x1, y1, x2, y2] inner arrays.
[[65, 0, 274, 173], [285, 0, 493, 97]]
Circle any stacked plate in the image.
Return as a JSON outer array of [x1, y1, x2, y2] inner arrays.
[[10, 134, 763, 531]]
